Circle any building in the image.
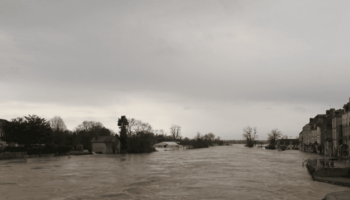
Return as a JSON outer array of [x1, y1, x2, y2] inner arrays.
[[299, 131, 303, 150], [332, 111, 343, 156], [91, 135, 120, 154], [277, 139, 299, 150], [302, 123, 312, 152], [153, 141, 180, 151], [307, 112, 334, 155], [153, 141, 180, 148], [299, 98, 350, 156], [342, 99, 350, 147], [0, 119, 8, 149]]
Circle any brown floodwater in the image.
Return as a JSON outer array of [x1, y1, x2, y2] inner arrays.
[[1, 145, 349, 200]]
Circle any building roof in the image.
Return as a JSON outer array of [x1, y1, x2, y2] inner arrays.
[[335, 112, 343, 118], [314, 114, 326, 118], [91, 136, 118, 143]]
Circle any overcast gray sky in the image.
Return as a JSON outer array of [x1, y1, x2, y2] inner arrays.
[[1, 0, 350, 139]]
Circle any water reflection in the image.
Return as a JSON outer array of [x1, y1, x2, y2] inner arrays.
[[1, 145, 350, 200]]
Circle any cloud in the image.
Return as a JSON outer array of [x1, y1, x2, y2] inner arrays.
[[1, 0, 350, 139]]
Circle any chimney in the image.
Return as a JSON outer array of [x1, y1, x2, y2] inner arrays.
[[309, 118, 313, 123]]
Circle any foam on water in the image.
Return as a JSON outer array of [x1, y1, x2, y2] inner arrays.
[[1, 145, 350, 200]]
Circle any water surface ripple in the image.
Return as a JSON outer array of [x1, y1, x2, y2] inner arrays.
[[1, 145, 349, 200]]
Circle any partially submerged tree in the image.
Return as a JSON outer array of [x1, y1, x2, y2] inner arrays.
[[170, 125, 181, 140], [49, 116, 67, 131], [118, 116, 128, 153], [242, 126, 258, 147], [126, 118, 153, 136], [75, 121, 103, 132], [267, 129, 282, 146], [194, 132, 202, 140]]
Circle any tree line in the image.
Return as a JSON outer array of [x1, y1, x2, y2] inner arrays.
[[118, 116, 225, 152], [242, 126, 296, 148], [0, 115, 116, 154], [0, 114, 225, 154]]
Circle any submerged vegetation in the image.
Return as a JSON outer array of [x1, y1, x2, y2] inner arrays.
[[126, 131, 157, 153], [179, 132, 224, 148], [242, 126, 258, 147]]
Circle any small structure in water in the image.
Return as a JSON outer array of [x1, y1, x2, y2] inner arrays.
[[153, 141, 180, 151], [277, 139, 299, 150]]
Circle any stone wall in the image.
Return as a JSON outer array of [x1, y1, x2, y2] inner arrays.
[[313, 167, 350, 178]]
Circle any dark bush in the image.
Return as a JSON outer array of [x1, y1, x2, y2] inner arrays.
[[4, 146, 27, 152], [26, 145, 71, 155], [27, 146, 43, 155], [57, 146, 71, 154], [127, 136, 156, 153]]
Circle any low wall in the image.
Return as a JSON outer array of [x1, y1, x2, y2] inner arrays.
[[314, 168, 350, 178], [0, 151, 93, 160]]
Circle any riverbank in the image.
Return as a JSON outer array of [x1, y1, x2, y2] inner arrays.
[[0, 151, 92, 160], [323, 191, 350, 200], [305, 158, 350, 187]]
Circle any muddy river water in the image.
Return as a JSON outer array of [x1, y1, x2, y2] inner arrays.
[[1, 145, 350, 200]]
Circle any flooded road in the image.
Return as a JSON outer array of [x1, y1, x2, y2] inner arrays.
[[1, 145, 350, 200]]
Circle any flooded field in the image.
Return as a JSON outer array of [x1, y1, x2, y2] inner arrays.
[[1, 145, 349, 200]]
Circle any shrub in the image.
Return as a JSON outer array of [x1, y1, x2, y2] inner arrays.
[[26, 145, 71, 155], [57, 146, 71, 154], [4, 146, 27, 152], [127, 136, 156, 153], [27, 146, 42, 155]]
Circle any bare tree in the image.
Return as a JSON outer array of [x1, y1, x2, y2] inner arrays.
[[139, 122, 152, 132], [154, 129, 166, 136], [170, 125, 181, 140], [127, 118, 153, 136], [267, 129, 282, 145], [207, 132, 215, 141], [242, 126, 258, 147], [194, 132, 202, 140], [282, 135, 289, 139], [75, 121, 103, 132], [49, 116, 67, 131], [126, 118, 138, 136]]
